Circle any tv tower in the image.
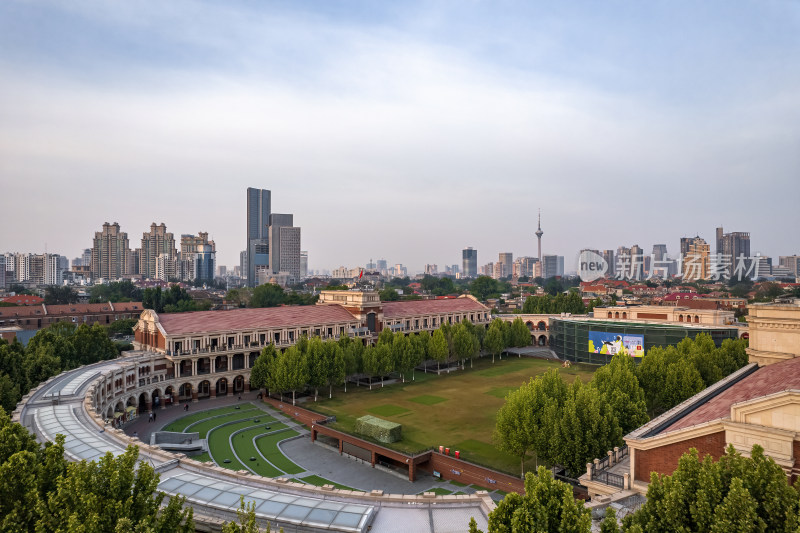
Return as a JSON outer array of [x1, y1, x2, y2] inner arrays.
[[535, 209, 543, 264]]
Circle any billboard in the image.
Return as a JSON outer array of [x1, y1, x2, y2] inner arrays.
[[588, 331, 645, 357]]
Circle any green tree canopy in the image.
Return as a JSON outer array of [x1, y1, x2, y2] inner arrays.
[[590, 353, 649, 435], [470, 466, 591, 533], [622, 445, 800, 533]]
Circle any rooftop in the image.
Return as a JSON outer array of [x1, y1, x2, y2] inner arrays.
[[382, 296, 487, 318], [157, 305, 359, 336], [664, 357, 800, 432]]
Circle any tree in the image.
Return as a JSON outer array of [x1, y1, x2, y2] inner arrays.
[[326, 343, 347, 398], [469, 276, 501, 301], [249, 345, 276, 395], [393, 334, 413, 382], [484, 320, 506, 363], [306, 338, 328, 401], [107, 318, 138, 337], [509, 317, 531, 348], [590, 353, 649, 435], [361, 346, 379, 390], [551, 379, 622, 477], [44, 286, 78, 305], [274, 346, 308, 405], [223, 497, 280, 533], [600, 507, 619, 533], [378, 287, 400, 301], [428, 329, 449, 372], [662, 357, 705, 409], [250, 284, 286, 308], [37, 445, 194, 533], [470, 466, 591, 533], [376, 343, 394, 387], [453, 323, 478, 368], [377, 328, 394, 346], [622, 445, 800, 533], [494, 383, 537, 477]]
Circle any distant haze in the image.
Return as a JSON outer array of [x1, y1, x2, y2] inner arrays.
[[1, 1, 798, 273]]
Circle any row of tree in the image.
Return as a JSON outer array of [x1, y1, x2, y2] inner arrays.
[[493, 333, 748, 478], [0, 322, 121, 413], [635, 334, 748, 416], [249, 318, 535, 405], [225, 284, 319, 308], [471, 443, 800, 533], [521, 291, 589, 315]]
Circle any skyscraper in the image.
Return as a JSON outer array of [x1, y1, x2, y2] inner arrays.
[[92, 222, 130, 280], [246, 187, 271, 286], [716, 226, 751, 274], [685, 236, 710, 280], [180, 232, 216, 282], [140, 223, 176, 279], [462, 247, 478, 278], [542, 255, 564, 279], [498, 252, 513, 278], [268, 214, 301, 282]]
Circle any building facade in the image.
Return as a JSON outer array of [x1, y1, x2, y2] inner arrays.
[[246, 187, 271, 286], [92, 222, 130, 280], [462, 247, 478, 278], [140, 223, 177, 280]]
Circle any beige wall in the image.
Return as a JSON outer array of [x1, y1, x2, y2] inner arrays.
[[747, 303, 800, 365]]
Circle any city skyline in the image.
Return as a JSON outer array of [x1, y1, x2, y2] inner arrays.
[[1, 2, 799, 271]]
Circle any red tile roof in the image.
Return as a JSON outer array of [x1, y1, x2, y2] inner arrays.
[[665, 357, 800, 432], [157, 305, 359, 336], [382, 297, 487, 318], [1, 295, 44, 305], [0, 302, 142, 319]]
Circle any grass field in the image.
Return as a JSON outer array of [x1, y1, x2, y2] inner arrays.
[[311, 356, 596, 475], [255, 430, 304, 474], [298, 474, 355, 491], [161, 404, 258, 432]]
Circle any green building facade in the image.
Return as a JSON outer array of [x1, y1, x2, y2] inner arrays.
[[549, 318, 740, 365]]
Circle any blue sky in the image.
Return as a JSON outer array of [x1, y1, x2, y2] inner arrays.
[[1, 1, 798, 273]]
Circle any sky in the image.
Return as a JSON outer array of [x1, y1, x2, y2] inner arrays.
[[1, 0, 799, 274]]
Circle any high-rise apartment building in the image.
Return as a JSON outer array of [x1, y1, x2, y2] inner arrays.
[[92, 222, 130, 280], [140, 223, 176, 280], [684, 236, 710, 280], [462, 247, 478, 278], [497, 252, 513, 278], [268, 214, 301, 282], [239, 251, 248, 282], [0, 255, 5, 289], [542, 255, 564, 279], [513, 256, 537, 278], [779, 256, 800, 278], [180, 232, 216, 282], [246, 187, 271, 286], [716, 227, 751, 275]]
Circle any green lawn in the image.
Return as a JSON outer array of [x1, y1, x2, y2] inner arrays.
[[367, 404, 411, 416], [408, 395, 447, 406], [255, 430, 304, 474], [298, 474, 355, 491], [229, 424, 286, 478], [208, 419, 264, 471], [161, 403, 258, 432], [311, 356, 596, 476], [421, 487, 453, 495], [186, 410, 261, 438]]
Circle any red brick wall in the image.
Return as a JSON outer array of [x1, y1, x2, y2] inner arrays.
[[634, 431, 725, 482], [423, 452, 525, 494]]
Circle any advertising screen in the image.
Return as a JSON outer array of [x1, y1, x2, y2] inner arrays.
[[588, 331, 645, 357]]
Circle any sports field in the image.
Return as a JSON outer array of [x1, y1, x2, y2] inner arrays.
[[311, 356, 596, 475]]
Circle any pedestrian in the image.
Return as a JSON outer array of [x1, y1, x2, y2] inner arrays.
[[238, 395, 241, 401], [148, 412, 153, 422], [184, 403, 189, 411], [153, 411, 157, 422], [133, 431, 138, 439]]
